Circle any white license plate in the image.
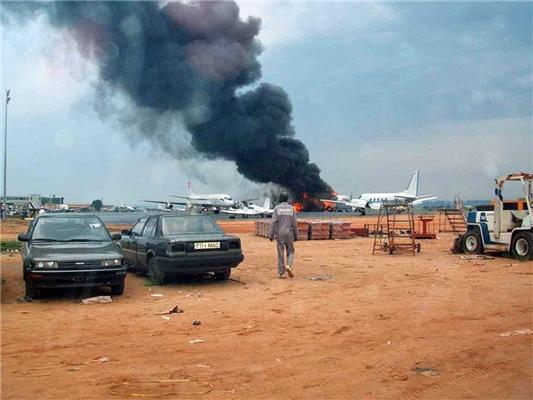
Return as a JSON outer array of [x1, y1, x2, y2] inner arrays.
[[194, 242, 221, 250]]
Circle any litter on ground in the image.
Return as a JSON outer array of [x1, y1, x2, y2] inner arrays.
[[154, 305, 184, 315], [460, 255, 495, 260], [499, 328, 532, 337], [81, 296, 112, 305]]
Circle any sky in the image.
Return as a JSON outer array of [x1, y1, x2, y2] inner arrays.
[[1, 1, 532, 205]]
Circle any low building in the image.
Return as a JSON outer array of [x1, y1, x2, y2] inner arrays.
[[2, 194, 65, 213]]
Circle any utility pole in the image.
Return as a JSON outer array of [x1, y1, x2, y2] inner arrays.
[[3, 89, 10, 219]]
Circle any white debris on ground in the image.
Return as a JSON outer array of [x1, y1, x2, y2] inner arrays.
[[499, 328, 532, 337], [81, 296, 112, 305]]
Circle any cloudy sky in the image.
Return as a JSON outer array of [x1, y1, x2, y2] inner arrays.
[[2, 1, 532, 204]]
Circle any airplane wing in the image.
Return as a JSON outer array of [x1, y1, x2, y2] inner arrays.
[[393, 194, 413, 200], [411, 196, 438, 206], [320, 198, 367, 210], [320, 199, 350, 205], [141, 200, 183, 205], [169, 197, 233, 208], [220, 208, 241, 215]]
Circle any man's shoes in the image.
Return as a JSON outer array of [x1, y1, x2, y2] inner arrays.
[[285, 265, 294, 278], [278, 273, 287, 279]]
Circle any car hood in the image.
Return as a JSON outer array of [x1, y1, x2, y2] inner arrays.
[[28, 241, 123, 261], [162, 233, 238, 242]]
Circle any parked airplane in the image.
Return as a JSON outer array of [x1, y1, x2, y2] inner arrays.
[[322, 170, 437, 214], [169, 182, 235, 212], [221, 198, 274, 218], [141, 200, 187, 212]]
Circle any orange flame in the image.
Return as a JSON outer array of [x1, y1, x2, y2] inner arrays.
[[322, 200, 335, 211], [292, 202, 304, 213]]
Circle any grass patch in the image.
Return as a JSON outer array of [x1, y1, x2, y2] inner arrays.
[[143, 279, 158, 287], [1, 241, 21, 252]]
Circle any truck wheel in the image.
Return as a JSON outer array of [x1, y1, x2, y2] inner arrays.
[[148, 258, 166, 285], [111, 282, 125, 295], [462, 229, 483, 254], [511, 231, 532, 261], [214, 269, 231, 281]]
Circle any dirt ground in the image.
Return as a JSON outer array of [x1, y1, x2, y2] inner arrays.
[[1, 217, 532, 399]]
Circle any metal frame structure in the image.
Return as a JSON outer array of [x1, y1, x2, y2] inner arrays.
[[372, 199, 419, 255]]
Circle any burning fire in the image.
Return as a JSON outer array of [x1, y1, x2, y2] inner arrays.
[[290, 191, 335, 212], [292, 202, 304, 213]]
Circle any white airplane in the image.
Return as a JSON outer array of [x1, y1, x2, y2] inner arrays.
[[322, 170, 437, 214], [141, 200, 188, 212], [169, 182, 235, 211], [221, 198, 274, 218]]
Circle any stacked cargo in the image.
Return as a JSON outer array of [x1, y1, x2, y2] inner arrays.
[[254, 220, 272, 238], [329, 221, 352, 239], [254, 219, 353, 240], [297, 221, 310, 240], [309, 221, 330, 240]]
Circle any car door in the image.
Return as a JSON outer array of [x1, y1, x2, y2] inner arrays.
[[122, 218, 147, 265], [136, 217, 158, 270]]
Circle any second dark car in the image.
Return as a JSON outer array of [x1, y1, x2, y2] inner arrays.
[[121, 213, 244, 284]]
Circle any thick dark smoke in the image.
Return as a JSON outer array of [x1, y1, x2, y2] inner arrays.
[[2, 1, 332, 200]]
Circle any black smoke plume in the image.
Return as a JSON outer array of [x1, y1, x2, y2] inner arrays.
[[2, 1, 332, 200]]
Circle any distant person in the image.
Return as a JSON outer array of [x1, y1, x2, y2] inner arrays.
[[269, 193, 298, 279]]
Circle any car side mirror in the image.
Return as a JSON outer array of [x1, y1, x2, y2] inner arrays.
[[112, 233, 122, 241], [18, 233, 29, 242], [121, 229, 131, 236]]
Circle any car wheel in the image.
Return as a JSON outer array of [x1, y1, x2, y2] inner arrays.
[[511, 231, 532, 261], [25, 279, 37, 300], [462, 229, 483, 254], [214, 269, 231, 281], [111, 282, 125, 295], [148, 258, 166, 285]]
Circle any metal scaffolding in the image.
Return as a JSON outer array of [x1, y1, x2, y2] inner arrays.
[[372, 200, 420, 255]]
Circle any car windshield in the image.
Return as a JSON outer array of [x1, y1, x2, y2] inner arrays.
[[161, 216, 222, 235], [31, 217, 111, 242]]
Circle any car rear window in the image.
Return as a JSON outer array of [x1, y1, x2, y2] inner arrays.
[[31, 217, 111, 242], [161, 216, 222, 235]]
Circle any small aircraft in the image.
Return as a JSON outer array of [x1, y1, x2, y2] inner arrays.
[[221, 198, 274, 218], [322, 170, 437, 214], [168, 182, 235, 212], [141, 200, 188, 212], [118, 204, 137, 212]]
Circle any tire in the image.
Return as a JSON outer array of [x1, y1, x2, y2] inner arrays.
[[511, 231, 533, 261], [25, 279, 37, 300], [462, 229, 483, 254], [148, 258, 166, 285], [111, 282, 125, 295], [214, 268, 231, 281]]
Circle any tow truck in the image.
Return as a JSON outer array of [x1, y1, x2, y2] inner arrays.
[[461, 172, 532, 260]]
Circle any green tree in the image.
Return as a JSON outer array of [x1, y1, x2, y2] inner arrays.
[[91, 199, 103, 211]]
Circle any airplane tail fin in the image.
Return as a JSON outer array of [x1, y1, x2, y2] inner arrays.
[[403, 170, 419, 197], [263, 198, 271, 210], [187, 181, 193, 196]]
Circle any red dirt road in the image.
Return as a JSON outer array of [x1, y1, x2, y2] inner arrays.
[[1, 218, 532, 399]]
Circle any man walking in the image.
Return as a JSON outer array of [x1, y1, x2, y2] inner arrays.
[[269, 193, 298, 278]]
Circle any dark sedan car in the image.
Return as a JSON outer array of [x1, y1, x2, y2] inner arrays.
[[18, 213, 126, 299], [121, 213, 244, 284]]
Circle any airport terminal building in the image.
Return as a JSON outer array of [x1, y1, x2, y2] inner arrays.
[[2, 194, 64, 212]]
